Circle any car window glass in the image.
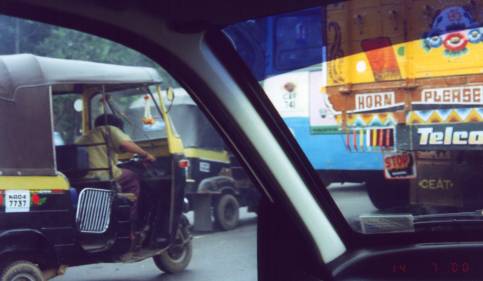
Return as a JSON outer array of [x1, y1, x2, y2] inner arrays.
[[224, 0, 483, 235], [0, 14, 259, 281]]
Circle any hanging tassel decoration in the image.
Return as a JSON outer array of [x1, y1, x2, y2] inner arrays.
[[143, 94, 155, 125]]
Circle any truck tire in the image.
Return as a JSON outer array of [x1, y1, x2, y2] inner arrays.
[[214, 194, 240, 230], [1, 260, 44, 281], [365, 177, 410, 210], [153, 221, 192, 274]]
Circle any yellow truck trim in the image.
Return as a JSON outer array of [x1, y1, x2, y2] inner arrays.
[[326, 1, 483, 87], [0, 175, 69, 190], [328, 41, 483, 86]]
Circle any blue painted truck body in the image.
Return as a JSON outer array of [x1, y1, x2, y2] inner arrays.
[[225, 7, 385, 181], [284, 117, 383, 171]]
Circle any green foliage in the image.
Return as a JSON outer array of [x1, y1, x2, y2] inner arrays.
[[0, 15, 176, 85], [0, 16, 51, 54], [0, 15, 179, 143]]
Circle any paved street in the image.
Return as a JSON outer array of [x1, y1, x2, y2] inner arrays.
[[53, 184, 374, 281], [53, 209, 258, 281]]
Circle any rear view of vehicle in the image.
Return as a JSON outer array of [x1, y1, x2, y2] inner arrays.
[[168, 89, 259, 231], [227, 0, 483, 213], [320, 0, 483, 211], [0, 54, 192, 280]]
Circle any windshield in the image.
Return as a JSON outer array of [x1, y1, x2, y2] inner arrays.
[[0, 12, 260, 281], [224, 1, 483, 234], [91, 87, 166, 141]]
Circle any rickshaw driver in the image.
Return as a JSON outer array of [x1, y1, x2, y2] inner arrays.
[[76, 113, 156, 232]]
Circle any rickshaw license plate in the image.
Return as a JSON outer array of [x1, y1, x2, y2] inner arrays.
[[5, 190, 30, 212]]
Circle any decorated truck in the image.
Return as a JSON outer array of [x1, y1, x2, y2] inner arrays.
[[255, 0, 483, 210]]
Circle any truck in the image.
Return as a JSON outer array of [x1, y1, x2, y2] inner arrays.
[[163, 89, 260, 231], [232, 0, 483, 210], [317, 0, 483, 210]]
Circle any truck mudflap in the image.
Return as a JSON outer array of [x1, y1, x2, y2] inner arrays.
[[408, 151, 483, 209]]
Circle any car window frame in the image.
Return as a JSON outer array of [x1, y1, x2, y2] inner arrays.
[[208, 9, 483, 248], [2, 0, 481, 265], [0, 2, 346, 263]]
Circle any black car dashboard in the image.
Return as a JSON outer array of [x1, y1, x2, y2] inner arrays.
[[330, 243, 483, 280]]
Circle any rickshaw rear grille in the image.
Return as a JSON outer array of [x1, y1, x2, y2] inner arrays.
[[76, 188, 113, 233]]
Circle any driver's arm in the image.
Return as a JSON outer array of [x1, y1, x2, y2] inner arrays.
[[120, 141, 156, 162], [108, 126, 156, 162]]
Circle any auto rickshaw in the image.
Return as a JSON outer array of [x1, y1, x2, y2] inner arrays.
[[163, 89, 260, 231], [0, 54, 192, 281]]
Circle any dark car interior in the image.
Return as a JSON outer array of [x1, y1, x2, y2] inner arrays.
[[2, 0, 483, 280]]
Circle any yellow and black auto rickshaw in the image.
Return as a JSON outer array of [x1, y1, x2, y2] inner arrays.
[[166, 90, 260, 231], [0, 54, 192, 281]]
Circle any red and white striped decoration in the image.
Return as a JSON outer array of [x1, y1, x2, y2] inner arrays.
[[345, 127, 394, 152]]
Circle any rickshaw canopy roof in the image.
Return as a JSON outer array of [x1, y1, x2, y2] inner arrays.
[[0, 54, 162, 100], [0, 54, 163, 176]]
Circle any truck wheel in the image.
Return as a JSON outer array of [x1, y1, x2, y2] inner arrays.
[[153, 227, 192, 274], [1, 260, 44, 281], [214, 194, 240, 230], [366, 177, 410, 210]]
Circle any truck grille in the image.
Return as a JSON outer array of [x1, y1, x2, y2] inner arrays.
[[76, 188, 113, 233]]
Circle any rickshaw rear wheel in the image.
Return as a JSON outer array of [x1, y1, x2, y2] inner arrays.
[[153, 225, 192, 274], [214, 193, 240, 230], [1, 260, 44, 281]]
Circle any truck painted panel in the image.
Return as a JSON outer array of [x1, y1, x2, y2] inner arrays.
[[296, 1, 482, 174], [315, 1, 483, 149], [263, 71, 383, 171], [285, 117, 383, 171], [226, 2, 483, 207], [326, 0, 483, 87]]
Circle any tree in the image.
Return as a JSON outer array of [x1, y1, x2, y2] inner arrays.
[[0, 15, 180, 143], [0, 16, 52, 55], [0, 15, 177, 85], [35, 26, 177, 86]]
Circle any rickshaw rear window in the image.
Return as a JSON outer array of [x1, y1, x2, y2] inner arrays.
[[90, 88, 167, 142], [53, 93, 83, 145]]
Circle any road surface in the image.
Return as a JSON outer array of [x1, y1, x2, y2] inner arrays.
[[53, 209, 258, 281], [53, 184, 375, 281]]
